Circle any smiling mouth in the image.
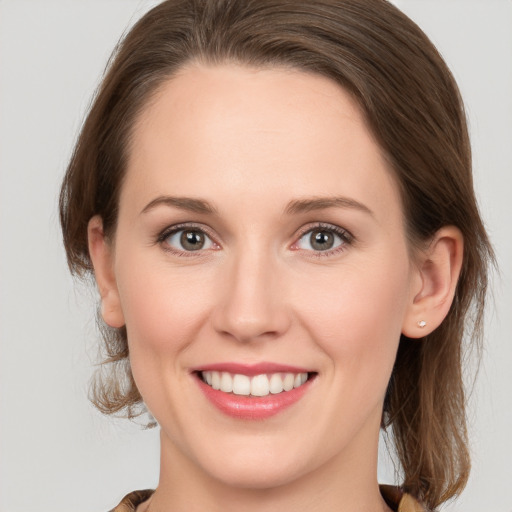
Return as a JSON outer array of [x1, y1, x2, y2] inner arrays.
[[198, 371, 314, 397]]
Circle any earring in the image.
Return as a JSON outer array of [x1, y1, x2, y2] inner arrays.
[[417, 320, 427, 328]]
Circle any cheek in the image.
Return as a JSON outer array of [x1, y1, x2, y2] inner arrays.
[[295, 250, 411, 390], [115, 257, 212, 359], [114, 258, 218, 419]]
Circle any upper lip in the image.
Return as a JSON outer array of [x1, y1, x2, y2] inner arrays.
[[191, 362, 312, 376]]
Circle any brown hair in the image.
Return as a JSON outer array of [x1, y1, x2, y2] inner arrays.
[[59, 0, 493, 509]]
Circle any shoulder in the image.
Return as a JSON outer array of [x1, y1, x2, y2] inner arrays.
[[108, 489, 154, 512], [110, 486, 426, 512], [380, 485, 427, 512]]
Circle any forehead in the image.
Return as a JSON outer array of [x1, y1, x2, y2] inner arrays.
[[123, 63, 400, 221]]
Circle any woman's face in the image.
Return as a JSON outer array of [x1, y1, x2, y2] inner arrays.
[[99, 64, 422, 487]]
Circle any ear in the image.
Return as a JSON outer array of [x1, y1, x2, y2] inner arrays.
[[87, 215, 125, 328], [402, 226, 464, 338]]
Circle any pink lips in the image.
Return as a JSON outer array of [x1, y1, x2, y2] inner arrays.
[[194, 362, 311, 376], [192, 362, 314, 420]]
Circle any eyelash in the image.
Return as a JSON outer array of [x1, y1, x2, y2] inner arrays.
[[156, 222, 354, 258], [156, 223, 220, 257], [292, 222, 354, 258]]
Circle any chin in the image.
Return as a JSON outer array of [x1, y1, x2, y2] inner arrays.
[[189, 436, 319, 491], [206, 458, 308, 491]]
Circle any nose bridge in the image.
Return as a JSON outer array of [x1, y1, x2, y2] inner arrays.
[[212, 242, 290, 342]]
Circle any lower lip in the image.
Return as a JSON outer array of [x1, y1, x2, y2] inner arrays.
[[195, 375, 314, 420]]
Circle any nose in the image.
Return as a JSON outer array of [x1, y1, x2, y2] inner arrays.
[[211, 249, 291, 343]]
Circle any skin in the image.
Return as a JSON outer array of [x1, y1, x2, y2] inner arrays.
[[88, 64, 463, 512]]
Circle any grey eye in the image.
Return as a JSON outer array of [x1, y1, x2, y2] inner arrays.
[[165, 229, 214, 251], [296, 228, 345, 252], [310, 230, 335, 251], [181, 230, 205, 251]]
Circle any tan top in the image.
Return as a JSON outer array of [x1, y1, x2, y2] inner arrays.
[[380, 485, 426, 512], [110, 486, 426, 512]]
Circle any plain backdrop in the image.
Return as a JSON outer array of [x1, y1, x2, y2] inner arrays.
[[0, 1, 511, 511]]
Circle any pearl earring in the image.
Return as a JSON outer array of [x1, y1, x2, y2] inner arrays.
[[417, 320, 427, 328]]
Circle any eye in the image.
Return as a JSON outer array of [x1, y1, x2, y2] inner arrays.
[[294, 225, 351, 253], [162, 227, 216, 252]]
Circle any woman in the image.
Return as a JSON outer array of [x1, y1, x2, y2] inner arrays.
[[59, 1, 493, 511]]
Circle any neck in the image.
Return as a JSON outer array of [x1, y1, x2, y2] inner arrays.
[[149, 425, 391, 512]]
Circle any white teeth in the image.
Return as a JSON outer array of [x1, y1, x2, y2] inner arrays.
[[211, 371, 221, 390], [251, 374, 270, 396], [283, 373, 295, 391], [220, 372, 233, 393], [201, 371, 309, 396], [233, 374, 251, 395], [269, 373, 284, 394]]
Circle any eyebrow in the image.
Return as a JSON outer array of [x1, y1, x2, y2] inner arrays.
[[140, 194, 373, 217], [140, 196, 218, 215], [285, 196, 374, 217]]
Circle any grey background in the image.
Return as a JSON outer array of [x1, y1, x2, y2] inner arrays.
[[0, 1, 510, 511]]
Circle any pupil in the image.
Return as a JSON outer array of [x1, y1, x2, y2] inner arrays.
[[181, 230, 204, 251], [311, 230, 334, 251]]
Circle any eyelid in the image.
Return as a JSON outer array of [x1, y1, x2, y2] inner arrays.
[[155, 221, 353, 257], [290, 222, 354, 255], [156, 222, 221, 253], [294, 222, 353, 240]]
